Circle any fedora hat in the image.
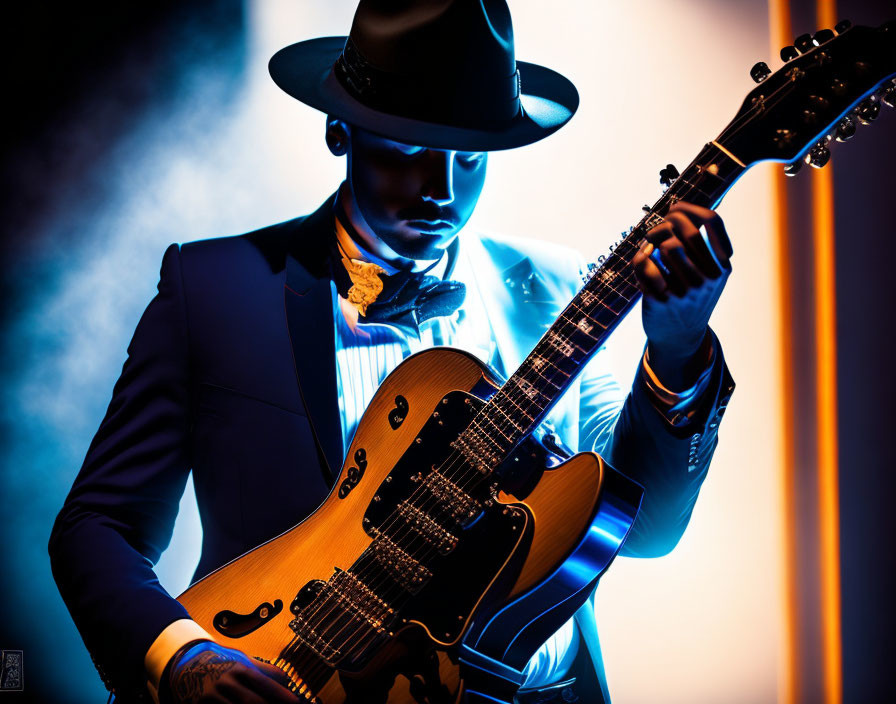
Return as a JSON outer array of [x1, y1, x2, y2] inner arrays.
[[269, 0, 579, 151]]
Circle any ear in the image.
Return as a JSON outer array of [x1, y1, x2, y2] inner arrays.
[[325, 117, 350, 156]]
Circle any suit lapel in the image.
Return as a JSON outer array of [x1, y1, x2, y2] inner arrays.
[[284, 197, 344, 484]]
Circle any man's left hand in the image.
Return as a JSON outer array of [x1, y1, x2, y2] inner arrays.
[[631, 201, 733, 389]]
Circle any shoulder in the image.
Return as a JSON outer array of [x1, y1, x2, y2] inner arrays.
[[177, 216, 307, 276]]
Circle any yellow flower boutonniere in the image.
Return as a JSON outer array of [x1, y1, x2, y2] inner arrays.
[[342, 256, 387, 317]]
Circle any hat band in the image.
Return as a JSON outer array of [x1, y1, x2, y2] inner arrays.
[[334, 38, 521, 131]]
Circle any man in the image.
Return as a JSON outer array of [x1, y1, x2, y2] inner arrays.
[[49, 1, 735, 703]]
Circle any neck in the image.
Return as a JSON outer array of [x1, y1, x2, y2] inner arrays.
[[336, 184, 438, 273]]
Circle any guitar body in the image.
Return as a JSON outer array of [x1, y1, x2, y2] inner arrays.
[[178, 347, 641, 703]]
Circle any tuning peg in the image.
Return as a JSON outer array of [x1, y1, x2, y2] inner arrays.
[[856, 97, 880, 125], [794, 34, 814, 53], [881, 85, 896, 108], [834, 19, 852, 34], [784, 160, 803, 177], [805, 141, 831, 169], [835, 115, 857, 141], [780, 45, 799, 62], [659, 164, 680, 188], [750, 61, 771, 83], [813, 29, 835, 45]]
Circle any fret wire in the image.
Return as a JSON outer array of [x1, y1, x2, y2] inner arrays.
[[487, 385, 550, 439], [489, 399, 528, 434], [678, 178, 715, 201], [527, 350, 572, 380], [519, 363, 563, 391], [492, 389, 541, 437], [557, 311, 603, 347], [576, 287, 631, 320], [506, 375, 552, 405], [566, 301, 609, 331], [477, 413, 513, 444], [545, 328, 590, 358], [510, 362, 568, 416], [593, 283, 634, 307], [498, 379, 543, 415], [466, 417, 511, 450]]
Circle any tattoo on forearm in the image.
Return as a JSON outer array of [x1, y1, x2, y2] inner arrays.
[[171, 651, 240, 703]]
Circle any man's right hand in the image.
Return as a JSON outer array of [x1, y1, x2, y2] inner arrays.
[[162, 641, 298, 703]]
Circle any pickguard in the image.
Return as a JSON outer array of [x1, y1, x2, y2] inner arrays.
[[361, 391, 531, 646]]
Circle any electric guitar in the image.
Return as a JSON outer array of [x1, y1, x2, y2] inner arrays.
[[173, 20, 896, 704]]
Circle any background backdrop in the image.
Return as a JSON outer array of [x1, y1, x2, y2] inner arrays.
[[0, 1, 892, 702]]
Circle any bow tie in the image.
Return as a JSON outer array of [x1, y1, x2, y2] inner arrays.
[[331, 237, 466, 336]]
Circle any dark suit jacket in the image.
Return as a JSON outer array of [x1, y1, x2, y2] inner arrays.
[[48, 197, 734, 701]]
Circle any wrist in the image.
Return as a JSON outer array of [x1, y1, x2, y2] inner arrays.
[[646, 328, 712, 392], [158, 639, 213, 704], [648, 326, 709, 360]]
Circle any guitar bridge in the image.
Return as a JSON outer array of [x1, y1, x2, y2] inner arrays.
[[396, 501, 458, 555]]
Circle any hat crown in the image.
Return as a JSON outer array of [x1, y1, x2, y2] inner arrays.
[[349, 0, 516, 81], [335, 0, 521, 129]]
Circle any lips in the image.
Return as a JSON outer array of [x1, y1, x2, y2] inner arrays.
[[405, 218, 456, 233]]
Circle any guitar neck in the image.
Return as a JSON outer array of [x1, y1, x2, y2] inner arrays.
[[452, 141, 746, 474]]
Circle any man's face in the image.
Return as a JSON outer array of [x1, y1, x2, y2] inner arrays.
[[346, 126, 487, 261]]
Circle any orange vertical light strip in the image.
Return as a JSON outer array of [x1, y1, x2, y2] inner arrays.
[[813, 165, 842, 704], [768, 1, 798, 703], [813, 5, 842, 704]]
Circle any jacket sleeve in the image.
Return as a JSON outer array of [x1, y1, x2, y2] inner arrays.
[[579, 331, 735, 558], [48, 243, 194, 700]]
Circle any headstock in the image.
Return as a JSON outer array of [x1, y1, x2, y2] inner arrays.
[[717, 20, 895, 173]]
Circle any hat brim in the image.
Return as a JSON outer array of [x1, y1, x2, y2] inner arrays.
[[269, 37, 579, 152]]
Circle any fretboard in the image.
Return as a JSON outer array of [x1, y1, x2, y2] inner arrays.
[[452, 141, 745, 474]]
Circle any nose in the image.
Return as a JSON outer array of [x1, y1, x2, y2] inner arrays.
[[421, 150, 455, 206]]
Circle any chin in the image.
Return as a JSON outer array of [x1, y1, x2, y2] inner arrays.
[[388, 229, 456, 261]]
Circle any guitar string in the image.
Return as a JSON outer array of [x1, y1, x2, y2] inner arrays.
[[285, 242, 654, 672], [283, 274, 658, 681], [287, 203, 691, 671], [286, 179, 710, 676], [277, 82, 793, 680], [288, 271, 646, 673], [279, 309, 619, 678], [301, 205, 729, 671], [320, 149, 741, 650], [321, 163, 710, 596]]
